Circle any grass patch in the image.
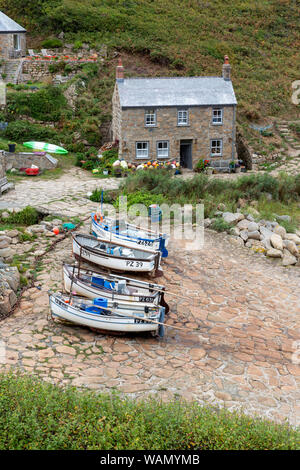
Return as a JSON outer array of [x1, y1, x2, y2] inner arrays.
[[0, 372, 299, 450]]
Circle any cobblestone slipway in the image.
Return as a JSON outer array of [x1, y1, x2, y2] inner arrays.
[[0, 169, 299, 426]]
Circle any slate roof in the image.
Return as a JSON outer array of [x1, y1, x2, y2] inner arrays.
[[0, 11, 26, 33], [117, 76, 237, 108]]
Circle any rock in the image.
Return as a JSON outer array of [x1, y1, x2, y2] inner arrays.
[[239, 230, 248, 241], [282, 249, 297, 266], [284, 233, 300, 244], [230, 227, 240, 236], [283, 240, 299, 257], [259, 226, 273, 240], [217, 203, 226, 211], [0, 239, 10, 249], [204, 218, 211, 228], [0, 248, 14, 259], [247, 222, 259, 232], [1, 212, 10, 219], [274, 225, 286, 239], [270, 233, 283, 251], [27, 225, 45, 234], [222, 212, 244, 225], [261, 238, 272, 250], [266, 248, 283, 258], [248, 230, 261, 240], [237, 219, 250, 230], [6, 230, 19, 238], [51, 219, 63, 226], [237, 198, 247, 208]]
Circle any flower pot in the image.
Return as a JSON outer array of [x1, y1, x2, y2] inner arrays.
[[8, 143, 16, 153], [206, 168, 213, 175], [103, 170, 108, 176], [235, 167, 241, 173]]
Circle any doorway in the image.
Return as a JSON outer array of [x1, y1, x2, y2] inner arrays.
[[180, 140, 193, 169]]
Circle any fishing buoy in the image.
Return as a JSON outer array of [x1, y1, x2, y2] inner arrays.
[[53, 227, 59, 235]]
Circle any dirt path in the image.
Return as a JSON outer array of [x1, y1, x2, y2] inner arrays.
[[0, 170, 299, 426]]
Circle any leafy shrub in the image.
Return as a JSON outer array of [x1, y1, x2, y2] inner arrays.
[[7, 85, 69, 122], [1, 207, 39, 226], [41, 38, 63, 48], [210, 218, 233, 232], [0, 373, 298, 450], [4, 120, 61, 144]]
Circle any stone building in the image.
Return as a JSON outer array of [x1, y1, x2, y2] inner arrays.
[[0, 11, 26, 59], [112, 57, 237, 169]]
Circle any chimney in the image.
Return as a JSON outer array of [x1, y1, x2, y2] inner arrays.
[[116, 58, 124, 81], [222, 55, 231, 81]]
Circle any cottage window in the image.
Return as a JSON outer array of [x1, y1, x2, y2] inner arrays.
[[177, 109, 188, 126], [136, 141, 149, 158], [13, 34, 20, 51], [145, 109, 156, 127], [210, 139, 222, 157], [157, 141, 169, 159], [212, 108, 223, 124]]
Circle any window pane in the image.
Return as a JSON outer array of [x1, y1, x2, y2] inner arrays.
[[136, 142, 149, 158], [212, 108, 222, 123], [211, 140, 222, 156], [157, 141, 169, 158], [145, 110, 156, 126], [178, 110, 188, 125]]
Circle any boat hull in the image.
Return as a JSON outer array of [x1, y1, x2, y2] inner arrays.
[[49, 294, 161, 334], [72, 235, 161, 274]]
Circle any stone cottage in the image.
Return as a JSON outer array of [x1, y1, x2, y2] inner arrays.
[[112, 57, 237, 169], [0, 11, 26, 59]]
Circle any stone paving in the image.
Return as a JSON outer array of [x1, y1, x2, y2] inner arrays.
[[0, 169, 299, 427], [0, 168, 120, 216]]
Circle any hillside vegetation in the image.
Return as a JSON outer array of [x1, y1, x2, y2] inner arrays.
[[0, 373, 299, 450], [1, 0, 300, 122]]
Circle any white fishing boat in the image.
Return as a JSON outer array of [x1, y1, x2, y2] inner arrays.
[[63, 264, 169, 313], [91, 214, 169, 257], [49, 291, 165, 335], [72, 233, 162, 275]]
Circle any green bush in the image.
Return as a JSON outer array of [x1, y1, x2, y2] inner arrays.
[[0, 373, 298, 450], [41, 38, 63, 48], [210, 218, 233, 232], [1, 207, 39, 226], [7, 85, 69, 122], [4, 120, 61, 144]]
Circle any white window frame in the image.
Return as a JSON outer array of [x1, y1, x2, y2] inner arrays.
[[212, 108, 223, 125], [156, 141, 169, 159], [210, 139, 223, 157], [177, 109, 189, 126], [145, 109, 156, 127], [136, 141, 149, 159]]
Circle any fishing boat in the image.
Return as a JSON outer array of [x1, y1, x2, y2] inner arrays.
[[49, 291, 165, 336], [63, 263, 169, 313], [72, 233, 162, 275], [91, 214, 169, 257]]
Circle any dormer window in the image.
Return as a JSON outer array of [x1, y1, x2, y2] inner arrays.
[[177, 109, 189, 126], [145, 109, 156, 127]]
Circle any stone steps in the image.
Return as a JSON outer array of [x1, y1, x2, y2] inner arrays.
[[2, 59, 23, 84]]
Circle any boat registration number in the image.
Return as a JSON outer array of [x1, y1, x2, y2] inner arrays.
[[137, 240, 154, 247], [126, 261, 144, 268], [139, 296, 153, 303], [134, 318, 147, 324]]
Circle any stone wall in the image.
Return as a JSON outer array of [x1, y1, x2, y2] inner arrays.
[[0, 33, 26, 59], [5, 152, 58, 171], [115, 104, 236, 166], [22, 59, 96, 82]]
